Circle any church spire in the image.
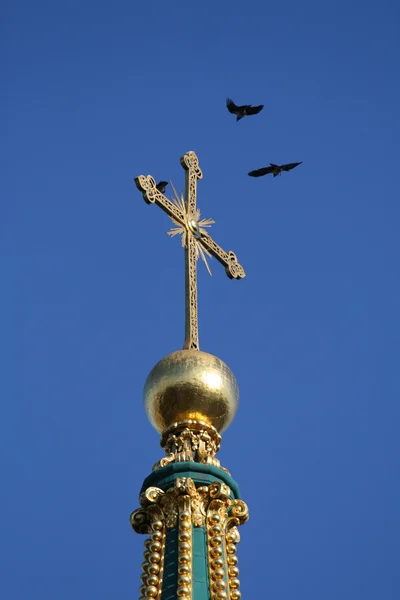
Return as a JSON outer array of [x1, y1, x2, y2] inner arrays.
[[131, 151, 249, 600]]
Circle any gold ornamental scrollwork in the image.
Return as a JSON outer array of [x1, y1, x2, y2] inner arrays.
[[152, 420, 230, 474], [131, 477, 249, 600], [130, 508, 152, 535], [139, 486, 165, 508], [226, 499, 249, 531], [131, 477, 248, 532]]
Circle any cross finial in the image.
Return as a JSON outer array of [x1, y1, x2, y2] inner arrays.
[[134, 150, 245, 350]]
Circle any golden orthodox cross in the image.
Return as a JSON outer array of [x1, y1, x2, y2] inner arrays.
[[134, 150, 245, 351]]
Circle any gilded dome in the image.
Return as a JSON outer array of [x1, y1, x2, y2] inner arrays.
[[143, 350, 239, 433]]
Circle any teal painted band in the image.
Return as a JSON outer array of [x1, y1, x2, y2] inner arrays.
[[140, 462, 241, 499], [160, 526, 178, 600]]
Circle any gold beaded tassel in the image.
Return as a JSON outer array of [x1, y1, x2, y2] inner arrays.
[[225, 527, 241, 600], [206, 484, 248, 600], [177, 496, 193, 599], [207, 508, 228, 600], [138, 509, 166, 600]]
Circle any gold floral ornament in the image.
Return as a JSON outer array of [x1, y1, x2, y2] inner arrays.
[[167, 181, 215, 276], [135, 150, 245, 351]]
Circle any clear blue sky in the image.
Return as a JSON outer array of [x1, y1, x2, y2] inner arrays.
[[2, 1, 400, 598]]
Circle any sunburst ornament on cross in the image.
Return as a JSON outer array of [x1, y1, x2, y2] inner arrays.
[[134, 150, 245, 351]]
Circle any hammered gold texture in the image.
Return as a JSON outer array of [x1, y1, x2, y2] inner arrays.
[[143, 350, 239, 433], [134, 150, 245, 351]]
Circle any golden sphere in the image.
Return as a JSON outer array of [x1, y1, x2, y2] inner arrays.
[[212, 558, 224, 570], [178, 565, 190, 575], [210, 536, 223, 547], [212, 568, 225, 581], [149, 552, 161, 564], [210, 546, 223, 559], [229, 578, 240, 589], [144, 350, 239, 433], [179, 542, 191, 553], [178, 553, 191, 564], [177, 587, 190, 597], [214, 580, 226, 591], [148, 564, 160, 575], [210, 525, 222, 536]]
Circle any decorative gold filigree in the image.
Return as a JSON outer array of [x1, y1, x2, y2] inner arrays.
[[152, 420, 230, 474], [131, 477, 248, 600], [131, 477, 247, 532], [161, 494, 179, 529], [135, 150, 245, 351]]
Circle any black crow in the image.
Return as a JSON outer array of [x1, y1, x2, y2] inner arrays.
[[226, 97, 264, 121], [156, 181, 168, 194], [248, 162, 302, 178]]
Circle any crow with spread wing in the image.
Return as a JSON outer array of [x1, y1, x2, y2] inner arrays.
[[226, 97, 264, 121], [156, 181, 168, 194], [248, 162, 302, 178]]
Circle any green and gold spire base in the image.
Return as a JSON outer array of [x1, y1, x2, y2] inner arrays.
[[130, 350, 249, 600]]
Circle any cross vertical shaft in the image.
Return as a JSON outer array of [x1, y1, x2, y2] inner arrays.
[[181, 152, 203, 350]]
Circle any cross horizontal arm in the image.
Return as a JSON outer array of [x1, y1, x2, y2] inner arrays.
[[134, 175, 185, 224], [199, 234, 246, 280]]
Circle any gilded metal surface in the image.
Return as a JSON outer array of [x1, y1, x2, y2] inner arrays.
[[135, 150, 245, 351], [133, 504, 166, 600], [143, 350, 239, 434], [152, 420, 230, 472], [226, 528, 242, 600], [177, 493, 193, 599], [205, 483, 248, 600], [131, 477, 248, 531], [131, 478, 248, 600]]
